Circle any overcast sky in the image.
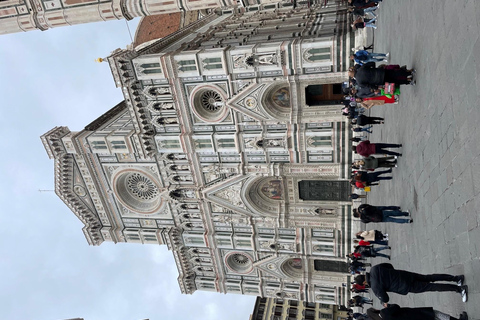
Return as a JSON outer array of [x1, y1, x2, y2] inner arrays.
[[0, 19, 255, 320]]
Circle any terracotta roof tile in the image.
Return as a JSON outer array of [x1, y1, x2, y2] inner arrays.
[[134, 13, 182, 47]]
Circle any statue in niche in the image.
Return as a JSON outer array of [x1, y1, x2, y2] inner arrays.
[[313, 208, 336, 215], [153, 102, 174, 111], [184, 222, 204, 229], [157, 117, 178, 125], [173, 175, 193, 182], [149, 87, 170, 96], [181, 203, 199, 210], [167, 153, 187, 161], [171, 164, 190, 171], [245, 53, 277, 67], [256, 139, 284, 148]]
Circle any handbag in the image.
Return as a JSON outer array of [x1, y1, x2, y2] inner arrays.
[[384, 82, 395, 95]]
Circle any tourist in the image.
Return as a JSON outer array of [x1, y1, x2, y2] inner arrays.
[[351, 50, 388, 65], [353, 115, 385, 125], [352, 126, 373, 133], [353, 140, 402, 157], [349, 295, 374, 307], [352, 17, 377, 29], [366, 263, 468, 303], [352, 169, 393, 188], [367, 305, 468, 320], [354, 156, 397, 170], [353, 204, 412, 224], [356, 230, 389, 242], [348, 62, 415, 88]]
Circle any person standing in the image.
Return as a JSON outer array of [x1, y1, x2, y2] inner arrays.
[[355, 156, 397, 170], [349, 62, 415, 87], [351, 50, 389, 65], [353, 204, 412, 224], [354, 115, 385, 126], [353, 169, 393, 188], [366, 263, 468, 303], [353, 140, 402, 157], [356, 230, 389, 242], [367, 305, 468, 320]]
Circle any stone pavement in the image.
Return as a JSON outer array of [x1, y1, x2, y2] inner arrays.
[[355, 0, 480, 318]]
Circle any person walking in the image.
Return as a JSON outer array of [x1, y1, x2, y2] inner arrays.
[[353, 140, 402, 157], [354, 156, 397, 170], [355, 244, 390, 258], [349, 295, 374, 307], [366, 263, 468, 303], [348, 62, 415, 87], [351, 50, 388, 65], [353, 126, 373, 133], [352, 17, 377, 29], [354, 115, 385, 126], [353, 169, 393, 188], [355, 238, 389, 246], [350, 193, 367, 200], [356, 230, 389, 242], [367, 305, 468, 320], [352, 245, 390, 260], [353, 204, 412, 224]]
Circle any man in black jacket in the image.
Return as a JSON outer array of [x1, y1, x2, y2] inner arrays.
[[353, 204, 412, 224], [366, 263, 468, 304]]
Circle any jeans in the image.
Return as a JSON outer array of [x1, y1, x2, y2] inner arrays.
[[371, 240, 388, 245], [382, 210, 410, 223], [374, 143, 402, 156], [366, 169, 392, 182], [373, 246, 389, 253], [409, 273, 461, 293], [364, 17, 377, 28]]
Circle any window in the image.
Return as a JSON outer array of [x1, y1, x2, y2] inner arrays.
[[194, 138, 213, 149], [217, 138, 236, 149], [140, 63, 162, 74], [158, 139, 181, 150], [203, 57, 223, 70], [178, 60, 197, 72], [305, 47, 331, 62], [110, 140, 127, 150], [90, 140, 108, 150], [307, 136, 332, 147]]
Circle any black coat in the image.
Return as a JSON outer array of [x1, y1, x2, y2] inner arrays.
[[355, 62, 385, 88], [358, 204, 383, 222], [380, 304, 435, 320], [366, 263, 416, 303]]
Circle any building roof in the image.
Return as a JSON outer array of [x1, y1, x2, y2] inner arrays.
[[133, 13, 183, 47]]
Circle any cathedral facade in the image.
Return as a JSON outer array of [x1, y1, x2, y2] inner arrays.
[[42, 2, 355, 305]]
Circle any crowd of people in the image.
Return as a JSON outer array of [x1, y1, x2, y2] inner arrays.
[[341, 2, 469, 320]]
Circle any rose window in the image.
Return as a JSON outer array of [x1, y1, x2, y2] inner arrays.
[[113, 170, 163, 214], [201, 90, 223, 112], [126, 173, 159, 200], [226, 252, 253, 274], [192, 87, 227, 122]]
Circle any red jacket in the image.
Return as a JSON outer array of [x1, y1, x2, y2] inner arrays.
[[358, 240, 371, 246], [356, 140, 376, 157]]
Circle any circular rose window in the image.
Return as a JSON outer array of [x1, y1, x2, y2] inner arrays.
[[113, 170, 163, 214], [191, 87, 228, 122], [226, 252, 253, 274]]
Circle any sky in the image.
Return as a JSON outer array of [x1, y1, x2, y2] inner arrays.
[[0, 19, 255, 320]]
